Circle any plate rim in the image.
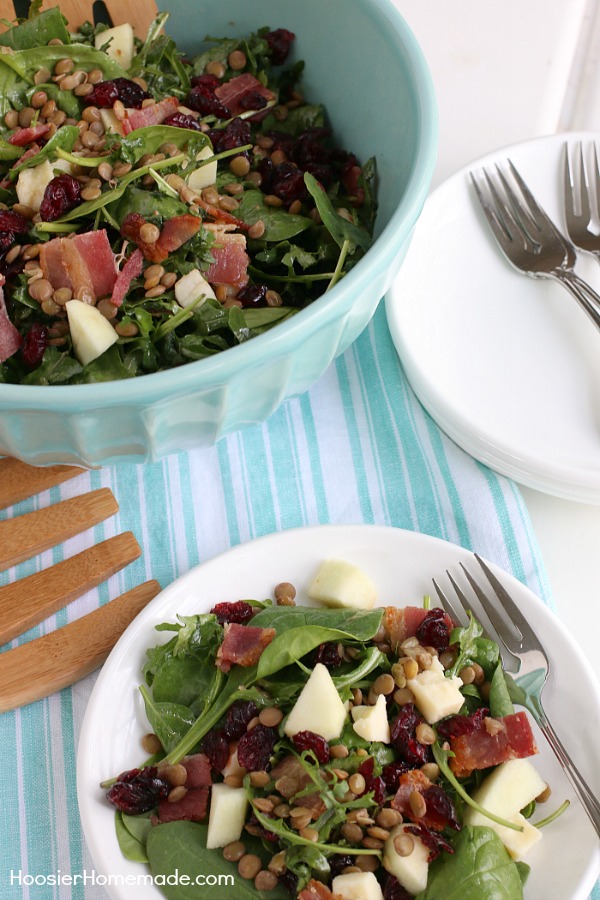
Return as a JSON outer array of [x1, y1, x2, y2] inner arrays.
[[76, 523, 600, 900], [385, 130, 600, 504]]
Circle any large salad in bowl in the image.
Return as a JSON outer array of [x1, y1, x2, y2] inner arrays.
[[100, 556, 567, 899], [0, 8, 375, 385]]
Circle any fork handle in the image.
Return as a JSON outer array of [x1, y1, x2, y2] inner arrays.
[[532, 706, 600, 837], [554, 270, 600, 332]]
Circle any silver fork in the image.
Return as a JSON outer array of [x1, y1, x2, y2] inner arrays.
[[564, 141, 600, 259], [470, 159, 600, 331], [433, 554, 600, 838]]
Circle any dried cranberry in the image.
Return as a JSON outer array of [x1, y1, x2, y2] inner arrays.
[[207, 118, 251, 154], [383, 876, 413, 900], [237, 723, 277, 772], [381, 760, 412, 792], [186, 79, 231, 118], [357, 758, 386, 804], [315, 642, 343, 668], [84, 77, 149, 109], [292, 730, 330, 764], [211, 600, 255, 625], [201, 729, 230, 772], [436, 707, 489, 741], [191, 74, 222, 90], [236, 285, 268, 308], [162, 112, 204, 131], [390, 703, 432, 767], [422, 785, 460, 831], [416, 608, 452, 651], [239, 90, 268, 111], [265, 28, 295, 65], [291, 128, 333, 167], [245, 812, 279, 842], [39, 174, 82, 222], [21, 322, 48, 369], [0, 209, 30, 234], [405, 823, 455, 862], [268, 161, 306, 205], [222, 700, 259, 740], [278, 869, 298, 895], [329, 855, 354, 877], [106, 766, 170, 814], [0, 232, 15, 255]]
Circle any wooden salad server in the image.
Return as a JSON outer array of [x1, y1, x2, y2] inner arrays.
[[0, 579, 162, 711]]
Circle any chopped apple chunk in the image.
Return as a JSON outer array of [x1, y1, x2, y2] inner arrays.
[[307, 558, 377, 609]]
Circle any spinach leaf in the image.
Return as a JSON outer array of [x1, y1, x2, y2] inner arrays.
[[257, 624, 382, 678], [415, 825, 525, 900], [122, 811, 153, 848], [304, 171, 372, 253], [115, 811, 149, 863], [146, 820, 289, 899], [259, 104, 325, 136], [505, 669, 546, 723], [0, 8, 70, 50], [488, 663, 515, 718], [112, 185, 190, 227], [236, 189, 313, 241], [117, 125, 209, 165], [0, 43, 125, 85], [0, 138, 23, 162], [140, 687, 196, 753], [251, 606, 383, 640]]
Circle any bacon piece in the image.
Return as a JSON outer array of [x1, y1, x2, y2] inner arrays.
[[383, 606, 453, 651], [39, 230, 117, 300], [204, 228, 249, 287], [392, 769, 459, 832], [121, 96, 180, 134], [449, 710, 538, 777], [121, 213, 201, 263], [8, 124, 50, 146], [157, 786, 209, 823], [158, 215, 201, 254], [299, 881, 342, 900], [216, 623, 276, 673], [214, 73, 275, 117], [73, 231, 118, 297], [181, 753, 212, 788], [0, 286, 22, 362], [110, 247, 143, 306]]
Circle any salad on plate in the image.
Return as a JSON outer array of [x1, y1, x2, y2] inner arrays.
[[0, 8, 375, 384], [102, 557, 565, 899]]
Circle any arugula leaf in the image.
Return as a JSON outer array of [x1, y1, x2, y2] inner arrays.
[[21, 346, 82, 385], [415, 826, 526, 900], [447, 614, 500, 679]]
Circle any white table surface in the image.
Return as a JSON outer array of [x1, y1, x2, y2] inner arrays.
[[393, 0, 600, 681]]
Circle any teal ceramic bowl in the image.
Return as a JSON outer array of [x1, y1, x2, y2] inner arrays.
[[0, 0, 437, 467]]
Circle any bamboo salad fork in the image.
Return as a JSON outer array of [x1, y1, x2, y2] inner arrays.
[[0, 458, 161, 712], [433, 555, 600, 839]]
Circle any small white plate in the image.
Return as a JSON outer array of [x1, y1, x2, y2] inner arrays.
[[385, 133, 600, 503], [77, 525, 600, 900]]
